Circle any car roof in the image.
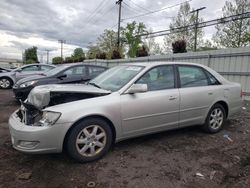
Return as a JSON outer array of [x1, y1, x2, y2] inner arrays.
[[124, 61, 206, 68], [57, 62, 107, 68]]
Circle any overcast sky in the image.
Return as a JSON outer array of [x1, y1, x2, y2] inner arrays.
[[0, 0, 232, 62]]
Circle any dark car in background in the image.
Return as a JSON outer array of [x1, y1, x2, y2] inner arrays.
[[0, 64, 56, 89], [13, 63, 107, 100]]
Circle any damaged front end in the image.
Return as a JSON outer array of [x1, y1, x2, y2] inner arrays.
[[16, 84, 111, 126]]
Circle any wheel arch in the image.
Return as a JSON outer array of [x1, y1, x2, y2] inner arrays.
[[213, 100, 229, 118], [63, 115, 117, 151]]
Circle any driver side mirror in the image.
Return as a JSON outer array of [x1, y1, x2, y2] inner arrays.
[[57, 74, 67, 80], [126, 84, 148, 94]]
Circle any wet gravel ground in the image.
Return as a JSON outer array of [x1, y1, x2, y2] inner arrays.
[[0, 89, 250, 188]]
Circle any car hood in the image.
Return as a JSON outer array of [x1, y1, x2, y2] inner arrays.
[[26, 84, 111, 109], [16, 75, 46, 85]]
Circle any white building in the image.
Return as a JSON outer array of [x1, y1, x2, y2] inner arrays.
[[0, 58, 23, 69]]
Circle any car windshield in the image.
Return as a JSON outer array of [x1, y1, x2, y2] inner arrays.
[[45, 65, 69, 76], [89, 65, 144, 92]]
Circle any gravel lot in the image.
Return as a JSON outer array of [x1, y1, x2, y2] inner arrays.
[[0, 89, 250, 188]]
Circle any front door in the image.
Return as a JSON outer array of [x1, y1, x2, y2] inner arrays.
[[121, 65, 180, 137]]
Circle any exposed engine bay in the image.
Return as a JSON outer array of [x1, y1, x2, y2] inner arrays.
[[16, 84, 111, 125]]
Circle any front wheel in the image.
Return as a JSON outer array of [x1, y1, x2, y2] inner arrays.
[[202, 104, 226, 133], [66, 118, 113, 163], [0, 77, 13, 89]]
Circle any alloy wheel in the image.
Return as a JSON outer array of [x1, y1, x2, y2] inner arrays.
[[0, 78, 10, 88], [75, 125, 107, 157], [209, 108, 224, 129]]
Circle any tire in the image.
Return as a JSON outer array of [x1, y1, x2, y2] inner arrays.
[[66, 118, 113, 163], [0, 77, 13, 89], [202, 103, 226, 133]]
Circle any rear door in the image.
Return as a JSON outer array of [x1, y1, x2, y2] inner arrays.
[[177, 65, 220, 127], [121, 65, 180, 137]]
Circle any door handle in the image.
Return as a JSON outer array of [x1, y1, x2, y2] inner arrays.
[[169, 96, 177, 100]]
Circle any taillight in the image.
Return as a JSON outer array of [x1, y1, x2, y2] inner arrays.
[[240, 89, 245, 98]]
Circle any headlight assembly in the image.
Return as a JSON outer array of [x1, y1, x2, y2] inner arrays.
[[39, 111, 61, 126], [20, 80, 38, 88]]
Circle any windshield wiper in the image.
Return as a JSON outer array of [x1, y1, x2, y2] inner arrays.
[[88, 82, 101, 89]]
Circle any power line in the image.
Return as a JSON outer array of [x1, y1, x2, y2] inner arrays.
[[137, 11, 250, 38], [128, 0, 151, 13], [85, 0, 109, 24], [122, 2, 140, 14], [122, 0, 192, 21]]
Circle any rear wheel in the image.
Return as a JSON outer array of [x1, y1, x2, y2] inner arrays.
[[202, 104, 226, 133], [66, 118, 113, 163], [0, 77, 13, 89]]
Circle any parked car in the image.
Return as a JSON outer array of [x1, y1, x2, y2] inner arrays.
[[0, 67, 11, 73], [12, 63, 107, 100], [0, 64, 56, 89], [9, 62, 242, 162]]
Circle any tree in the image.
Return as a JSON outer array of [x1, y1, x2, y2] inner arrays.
[[111, 50, 122, 59], [65, 56, 74, 63], [24, 46, 38, 64], [122, 21, 147, 58], [96, 52, 107, 59], [213, 0, 250, 48], [52, 57, 63, 64], [87, 45, 101, 59], [143, 29, 163, 55], [172, 40, 187, 53], [72, 48, 85, 62], [163, 2, 204, 51], [136, 45, 149, 57], [97, 29, 118, 59]]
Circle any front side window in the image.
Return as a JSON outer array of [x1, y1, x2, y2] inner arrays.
[[178, 66, 209, 88], [136, 65, 175, 91]]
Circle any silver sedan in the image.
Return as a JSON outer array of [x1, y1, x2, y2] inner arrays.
[[9, 62, 242, 162], [0, 64, 55, 89]]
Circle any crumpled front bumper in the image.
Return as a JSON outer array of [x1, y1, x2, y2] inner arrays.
[[8, 110, 70, 154]]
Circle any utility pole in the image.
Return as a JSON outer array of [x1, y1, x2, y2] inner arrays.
[[190, 7, 206, 52], [58, 39, 66, 62], [238, 7, 244, 47], [45, 49, 52, 64], [116, 0, 123, 48]]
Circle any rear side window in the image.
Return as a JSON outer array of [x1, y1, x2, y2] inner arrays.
[[89, 66, 106, 76], [178, 66, 209, 88], [40, 65, 54, 71], [63, 66, 86, 76]]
